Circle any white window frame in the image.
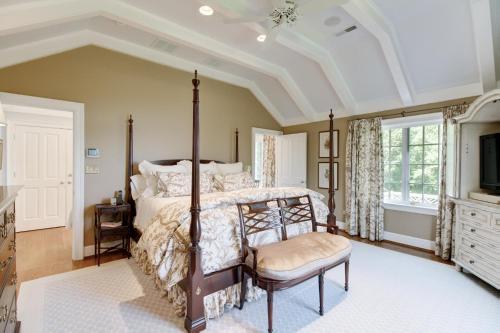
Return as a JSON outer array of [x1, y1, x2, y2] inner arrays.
[[382, 113, 443, 216], [251, 127, 282, 181]]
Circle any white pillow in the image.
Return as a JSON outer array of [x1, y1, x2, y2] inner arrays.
[[130, 175, 146, 200], [138, 160, 187, 176], [130, 174, 156, 199], [216, 162, 243, 175], [177, 160, 218, 174]]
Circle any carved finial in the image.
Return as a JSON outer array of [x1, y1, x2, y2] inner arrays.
[[329, 108, 334, 119], [236, 128, 239, 134], [193, 70, 200, 88], [128, 114, 133, 123], [401, 111, 406, 117]]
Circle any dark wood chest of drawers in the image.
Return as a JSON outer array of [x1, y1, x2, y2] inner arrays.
[[0, 202, 19, 333]]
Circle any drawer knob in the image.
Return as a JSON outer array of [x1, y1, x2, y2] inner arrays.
[[470, 212, 476, 217], [470, 244, 475, 249], [0, 256, 12, 270], [469, 260, 475, 264], [470, 228, 476, 232]]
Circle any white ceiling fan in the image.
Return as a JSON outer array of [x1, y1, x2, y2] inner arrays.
[[224, 0, 349, 43]]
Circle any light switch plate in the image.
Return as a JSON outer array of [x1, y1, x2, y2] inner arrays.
[[85, 165, 100, 174]]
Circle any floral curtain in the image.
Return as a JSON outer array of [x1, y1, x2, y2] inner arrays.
[[345, 117, 384, 241], [261, 135, 277, 188], [435, 104, 469, 260]]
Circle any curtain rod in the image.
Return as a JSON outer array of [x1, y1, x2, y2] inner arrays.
[[351, 101, 469, 121]]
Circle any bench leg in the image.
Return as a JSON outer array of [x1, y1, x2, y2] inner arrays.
[[344, 260, 349, 292], [318, 272, 324, 316], [267, 285, 274, 333], [239, 269, 247, 310]]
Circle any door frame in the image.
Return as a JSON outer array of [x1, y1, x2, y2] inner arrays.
[[0, 92, 85, 260]]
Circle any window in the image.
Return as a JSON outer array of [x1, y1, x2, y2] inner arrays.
[[382, 114, 442, 213]]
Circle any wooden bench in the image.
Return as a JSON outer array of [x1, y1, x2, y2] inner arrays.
[[237, 195, 351, 333]]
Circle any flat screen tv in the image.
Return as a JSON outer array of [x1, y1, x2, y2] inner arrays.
[[480, 133, 500, 193]]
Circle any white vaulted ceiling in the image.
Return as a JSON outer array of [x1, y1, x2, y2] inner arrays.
[[0, 0, 497, 126]]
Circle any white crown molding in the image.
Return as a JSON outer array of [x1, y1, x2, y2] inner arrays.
[[0, 29, 291, 126], [469, 0, 497, 93], [0, 0, 318, 122], [343, 0, 413, 106]]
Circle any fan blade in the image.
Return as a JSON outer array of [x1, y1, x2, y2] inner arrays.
[[299, 0, 348, 13], [223, 15, 268, 24]]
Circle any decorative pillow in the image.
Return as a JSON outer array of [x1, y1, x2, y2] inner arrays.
[[216, 162, 243, 175], [138, 160, 187, 176], [157, 172, 212, 197], [177, 160, 218, 174], [213, 171, 255, 192]]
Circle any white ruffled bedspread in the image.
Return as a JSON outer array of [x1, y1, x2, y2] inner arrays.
[[132, 187, 329, 319]]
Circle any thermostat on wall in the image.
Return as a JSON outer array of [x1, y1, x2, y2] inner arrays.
[[86, 148, 100, 158]]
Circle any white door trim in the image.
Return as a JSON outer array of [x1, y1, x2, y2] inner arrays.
[[0, 92, 85, 260]]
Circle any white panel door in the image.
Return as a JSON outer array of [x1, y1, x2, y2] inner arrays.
[[276, 133, 307, 188], [14, 125, 71, 232]]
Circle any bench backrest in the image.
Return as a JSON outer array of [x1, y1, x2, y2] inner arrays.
[[237, 195, 317, 245]]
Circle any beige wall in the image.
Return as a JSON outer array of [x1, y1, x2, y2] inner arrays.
[[284, 98, 476, 241], [0, 46, 281, 245]]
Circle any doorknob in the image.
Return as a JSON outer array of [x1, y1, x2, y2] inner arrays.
[[67, 181, 72, 184], [60, 181, 64, 185], [68, 174, 72, 177]]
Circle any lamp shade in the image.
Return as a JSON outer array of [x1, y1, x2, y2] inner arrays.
[[0, 100, 6, 127]]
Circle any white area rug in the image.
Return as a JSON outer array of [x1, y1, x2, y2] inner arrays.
[[18, 241, 499, 333]]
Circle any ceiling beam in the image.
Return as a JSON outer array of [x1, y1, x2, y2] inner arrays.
[[0, 0, 318, 122], [342, 0, 413, 106], [469, 0, 496, 93]]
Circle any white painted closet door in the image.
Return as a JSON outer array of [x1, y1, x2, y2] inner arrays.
[[276, 133, 307, 188], [15, 126, 70, 232]]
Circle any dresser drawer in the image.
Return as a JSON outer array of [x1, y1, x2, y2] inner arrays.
[[492, 214, 500, 231], [460, 234, 500, 262], [4, 291, 16, 333], [0, 259, 15, 332], [460, 222, 500, 244], [457, 250, 500, 286], [0, 229, 14, 290], [458, 205, 490, 226]]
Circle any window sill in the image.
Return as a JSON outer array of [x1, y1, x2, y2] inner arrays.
[[383, 202, 437, 216]]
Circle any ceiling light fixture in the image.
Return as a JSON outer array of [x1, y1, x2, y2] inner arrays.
[[199, 5, 214, 16], [257, 34, 267, 42]]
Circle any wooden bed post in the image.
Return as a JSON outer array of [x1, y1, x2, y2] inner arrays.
[[184, 70, 207, 333], [235, 128, 239, 163], [126, 115, 134, 206], [327, 109, 338, 235]]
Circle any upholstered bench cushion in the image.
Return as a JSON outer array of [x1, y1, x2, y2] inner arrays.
[[246, 233, 351, 281]]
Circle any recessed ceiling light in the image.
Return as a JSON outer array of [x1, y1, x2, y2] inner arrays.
[[199, 5, 214, 16], [257, 34, 267, 42]]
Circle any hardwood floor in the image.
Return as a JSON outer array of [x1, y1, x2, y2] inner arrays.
[[15, 227, 450, 287], [338, 230, 452, 265], [16, 227, 128, 285]]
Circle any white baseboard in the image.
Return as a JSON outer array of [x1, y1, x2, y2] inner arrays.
[[335, 221, 435, 251], [84, 240, 122, 257], [383, 231, 435, 251]]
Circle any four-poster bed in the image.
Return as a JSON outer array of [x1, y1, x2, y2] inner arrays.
[[125, 71, 340, 333]]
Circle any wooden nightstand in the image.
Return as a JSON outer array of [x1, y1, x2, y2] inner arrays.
[[94, 203, 131, 266]]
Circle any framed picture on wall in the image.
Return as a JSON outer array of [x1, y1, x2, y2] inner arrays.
[[319, 130, 339, 158], [318, 162, 338, 190]]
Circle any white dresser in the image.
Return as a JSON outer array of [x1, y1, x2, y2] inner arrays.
[[453, 199, 500, 289]]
